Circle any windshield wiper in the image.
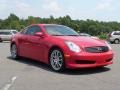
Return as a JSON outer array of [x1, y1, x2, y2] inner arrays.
[[66, 35, 79, 36], [52, 34, 79, 36], [52, 35, 65, 36]]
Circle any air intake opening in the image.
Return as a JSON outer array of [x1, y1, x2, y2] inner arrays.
[[76, 60, 96, 64], [106, 58, 112, 62]]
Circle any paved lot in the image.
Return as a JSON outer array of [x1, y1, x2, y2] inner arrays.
[[0, 42, 120, 90]]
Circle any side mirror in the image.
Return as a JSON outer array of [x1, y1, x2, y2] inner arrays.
[[35, 32, 44, 38]]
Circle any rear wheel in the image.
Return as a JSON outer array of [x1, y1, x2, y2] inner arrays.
[[114, 39, 120, 44], [11, 44, 19, 59], [49, 49, 65, 72]]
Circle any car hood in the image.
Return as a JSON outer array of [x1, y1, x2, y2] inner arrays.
[[52, 36, 106, 47]]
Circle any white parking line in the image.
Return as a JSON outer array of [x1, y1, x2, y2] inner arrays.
[[2, 76, 17, 90]]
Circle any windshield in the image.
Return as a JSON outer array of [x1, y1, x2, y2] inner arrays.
[[44, 25, 79, 36]]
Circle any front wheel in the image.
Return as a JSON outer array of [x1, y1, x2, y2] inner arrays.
[[49, 49, 65, 72], [11, 44, 19, 59]]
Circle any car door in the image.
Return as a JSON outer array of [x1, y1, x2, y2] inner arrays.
[[18, 27, 30, 57], [19, 26, 46, 62]]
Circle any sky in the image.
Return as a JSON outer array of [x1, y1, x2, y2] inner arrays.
[[0, 0, 120, 22]]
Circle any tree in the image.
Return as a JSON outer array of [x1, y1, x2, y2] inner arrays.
[[7, 13, 19, 21], [0, 13, 120, 37]]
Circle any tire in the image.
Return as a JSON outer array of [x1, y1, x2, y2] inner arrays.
[[49, 48, 65, 72], [109, 41, 113, 44], [114, 39, 120, 44], [11, 44, 19, 59], [0, 39, 2, 42]]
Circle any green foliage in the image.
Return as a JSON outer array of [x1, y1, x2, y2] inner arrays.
[[98, 33, 108, 39], [0, 13, 120, 37]]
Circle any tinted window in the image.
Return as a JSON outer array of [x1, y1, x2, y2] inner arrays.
[[22, 26, 41, 35], [0, 31, 11, 35], [44, 25, 79, 36], [113, 32, 120, 35]]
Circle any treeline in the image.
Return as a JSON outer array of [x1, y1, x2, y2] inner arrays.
[[0, 13, 120, 36]]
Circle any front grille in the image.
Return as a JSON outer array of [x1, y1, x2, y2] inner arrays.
[[85, 46, 109, 53]]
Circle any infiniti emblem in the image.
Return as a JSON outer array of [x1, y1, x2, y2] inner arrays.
[[96, 47, 102, 51]]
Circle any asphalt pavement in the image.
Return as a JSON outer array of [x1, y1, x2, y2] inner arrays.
[[0, 42, 120, 90]]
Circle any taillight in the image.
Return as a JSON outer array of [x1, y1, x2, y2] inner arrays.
[[108, 33, 112, 38]]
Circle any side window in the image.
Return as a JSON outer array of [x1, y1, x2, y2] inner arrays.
[[4, 32, 11, 35], [0, 31, 11, 35], [113, 32, 120, 35], [0, 32, 3, 35], [21, 26, 42, 35]]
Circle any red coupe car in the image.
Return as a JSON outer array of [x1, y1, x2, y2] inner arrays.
[[10, 24, 113, 71]]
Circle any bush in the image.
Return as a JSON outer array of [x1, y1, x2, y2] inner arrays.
[[98, 33, 107, 40]]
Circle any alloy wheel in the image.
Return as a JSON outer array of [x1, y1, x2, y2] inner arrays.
[[11, 44, 18, 59], [50, 49, 64, 71]]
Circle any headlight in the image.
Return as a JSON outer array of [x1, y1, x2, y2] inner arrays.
[[105, 41, 112, 50], [65, 41, 81, 53]]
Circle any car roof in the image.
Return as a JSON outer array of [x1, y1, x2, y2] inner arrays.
[[112, 31, 120, 32]]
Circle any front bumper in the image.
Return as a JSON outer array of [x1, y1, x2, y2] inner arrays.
[[65, 51, 113, 69]]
